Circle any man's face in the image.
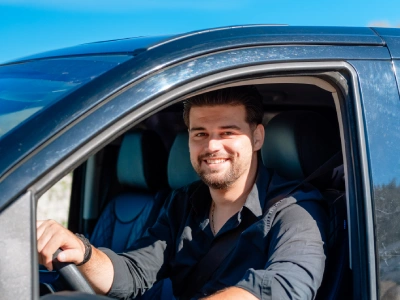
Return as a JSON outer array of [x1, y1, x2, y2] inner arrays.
[[188, 104, 263, 190]]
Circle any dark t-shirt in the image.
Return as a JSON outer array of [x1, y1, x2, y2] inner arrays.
[[101, 166, 327, 299]]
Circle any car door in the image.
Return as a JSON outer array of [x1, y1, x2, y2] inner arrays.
[[0, 26, 394, 299], [356, 27, 400, 299]]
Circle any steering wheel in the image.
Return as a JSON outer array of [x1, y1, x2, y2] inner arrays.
[[51, 249, 95, 294]]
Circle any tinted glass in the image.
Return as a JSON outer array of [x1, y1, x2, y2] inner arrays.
[[0, 55, 131, 139]]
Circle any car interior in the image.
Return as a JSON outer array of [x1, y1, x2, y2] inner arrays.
[[38, 75, 352, 299]]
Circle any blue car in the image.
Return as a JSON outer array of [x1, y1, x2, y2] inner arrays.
[[1, 25, 400, 299]]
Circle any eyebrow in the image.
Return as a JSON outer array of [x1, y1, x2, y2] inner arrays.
[[189, 125, 241, 131], [189, 126, 205, 132]]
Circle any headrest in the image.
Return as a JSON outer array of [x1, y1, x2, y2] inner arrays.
[[261, 111, 342, 186], [168, 132, 200, 190], [117, 130, 168, 191]]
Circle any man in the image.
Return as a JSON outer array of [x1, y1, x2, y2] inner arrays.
[[37, 86, 327, 299]]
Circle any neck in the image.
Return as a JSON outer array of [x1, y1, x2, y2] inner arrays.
[[209, 156, 259, 235]]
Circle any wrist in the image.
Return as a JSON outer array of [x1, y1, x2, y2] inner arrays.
[[75, 233, 92, 266]]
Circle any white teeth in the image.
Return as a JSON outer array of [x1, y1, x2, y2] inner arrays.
[[206, 159, 226, 164]]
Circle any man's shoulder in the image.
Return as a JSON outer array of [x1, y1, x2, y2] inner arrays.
[[275, 199, 328, 226]]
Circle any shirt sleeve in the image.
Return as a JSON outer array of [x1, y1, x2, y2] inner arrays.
[[235, 200, 327, 300], [100, 195, 176, 300]]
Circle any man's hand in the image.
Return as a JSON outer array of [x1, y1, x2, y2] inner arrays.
[[37, 220, 85, 270], [37, 219, 114, 294], [202, 287, 258, 300]]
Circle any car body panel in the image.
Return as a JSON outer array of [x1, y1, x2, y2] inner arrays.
[[350, 59, 400, 288], [372, 27, 400, 97], [0, 44, 392, 210], [372, 27, 400, 59], [5, 36, 173, 64], [0, 191, 36, 300], [0, 43, 391, 186], [0, 25, 399, 299], [10, 26, 388, 64], [6, 26, 385, 65], [394, 61, 400, 96]]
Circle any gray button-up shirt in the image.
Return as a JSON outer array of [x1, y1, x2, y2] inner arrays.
[[102, 166, 327, 299]]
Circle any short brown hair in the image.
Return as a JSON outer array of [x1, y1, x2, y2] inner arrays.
[[183, 86, 263, 127]]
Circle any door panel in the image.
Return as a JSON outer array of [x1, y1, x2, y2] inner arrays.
[[350, 60, 400, 298], [0, 191, 37, 299]]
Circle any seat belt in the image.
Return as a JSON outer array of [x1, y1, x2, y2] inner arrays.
[[181, 151, 343, 298]]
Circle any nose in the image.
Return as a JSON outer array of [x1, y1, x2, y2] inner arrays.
[[207, 136, 223, 152]]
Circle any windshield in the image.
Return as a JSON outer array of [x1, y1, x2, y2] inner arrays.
[[0, 55, 131, 138]]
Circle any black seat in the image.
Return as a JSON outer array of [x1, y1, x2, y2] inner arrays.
[[90, 130, 168, 253], [261, 110, 350, 299]]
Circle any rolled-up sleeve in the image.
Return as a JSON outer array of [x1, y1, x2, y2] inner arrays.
[[235, 200, 327, 300]]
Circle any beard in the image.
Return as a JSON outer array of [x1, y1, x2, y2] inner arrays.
[[191, 152, 246, 190]]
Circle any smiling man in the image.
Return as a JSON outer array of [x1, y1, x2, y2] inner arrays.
[[37, 86, 327, 300]]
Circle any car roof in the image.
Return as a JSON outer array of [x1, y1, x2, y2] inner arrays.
[[6, 35, 174, 63], [1, 25, 398, 186], [372, 27, 400, 59], [4, 25, 389, 64]]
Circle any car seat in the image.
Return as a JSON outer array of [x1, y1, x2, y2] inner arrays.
[[90, 130, 168, 253], [167, 131, 200, 190], [140, 131, 200, 300], [261, 110, 350, 300]]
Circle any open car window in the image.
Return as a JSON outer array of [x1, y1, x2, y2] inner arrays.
[[35, 72, 357, 299], [37, 173, 72, 228]]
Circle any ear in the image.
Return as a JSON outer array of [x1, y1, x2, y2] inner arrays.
[[253, 124, 265, 151]]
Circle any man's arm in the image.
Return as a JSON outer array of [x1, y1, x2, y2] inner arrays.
[[38, 188, 179, 298], [37, 220, 114, 294], [37, 204, 174, 298], [234, 200, 327, 299], [202, 287, 258, 300]]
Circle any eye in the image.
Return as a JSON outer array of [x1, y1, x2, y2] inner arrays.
[[223, 131, 233, 136], [195, 132, 206, 137]]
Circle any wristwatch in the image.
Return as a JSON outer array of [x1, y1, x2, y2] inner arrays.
[[75, 233, 92, 266]]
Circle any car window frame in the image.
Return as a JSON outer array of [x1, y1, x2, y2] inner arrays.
[[26, 61, 373, 298], [0, 52, 377, 298]]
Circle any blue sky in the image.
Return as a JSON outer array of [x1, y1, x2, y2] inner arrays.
[[0, 0, 399, 63]]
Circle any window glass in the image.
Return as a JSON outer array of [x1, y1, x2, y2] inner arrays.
[[37, 173, 72, 227], [0, 55, 131, 139]]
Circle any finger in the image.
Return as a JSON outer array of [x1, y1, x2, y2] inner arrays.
[[37, 219, 56, 241], [57, 248, 84, 265], [37, 220, 55, 266], [37, 220, 60, 253], [37, 227, 54, 255], [40, 234, 65, 271], [37, 221, 65, 270]]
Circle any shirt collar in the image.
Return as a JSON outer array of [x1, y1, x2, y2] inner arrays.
[[190, 164, 271, 218], [243, 164, 270, 217]]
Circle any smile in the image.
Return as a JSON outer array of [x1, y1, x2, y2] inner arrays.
[[205, 159, 228, 164]]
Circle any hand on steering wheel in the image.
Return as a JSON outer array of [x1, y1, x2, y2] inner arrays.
[[52, 249, 95, 294]]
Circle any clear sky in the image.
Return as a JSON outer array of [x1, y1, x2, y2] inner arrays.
[[0, 0, 399, 63]]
